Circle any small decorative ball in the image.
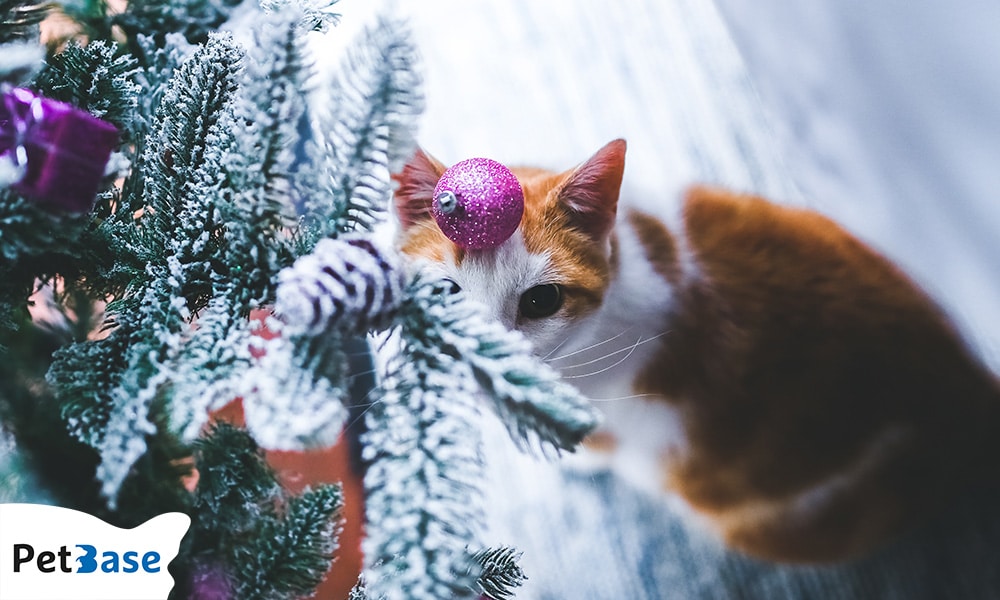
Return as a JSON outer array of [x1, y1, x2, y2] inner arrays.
[[432, 157, 524, 250]]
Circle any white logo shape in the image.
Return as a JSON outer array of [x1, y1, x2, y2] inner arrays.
[[0, 503, 190, 600]]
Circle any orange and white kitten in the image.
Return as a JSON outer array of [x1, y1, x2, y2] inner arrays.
[[392, 139, 1000, 563]]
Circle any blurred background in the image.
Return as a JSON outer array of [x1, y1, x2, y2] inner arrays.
[[323, 0, 1000, 367], [314, 1, 1000, 597]]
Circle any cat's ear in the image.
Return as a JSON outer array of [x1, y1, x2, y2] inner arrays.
[[393, 148, 447, 229], [558, 139, 626, 242]]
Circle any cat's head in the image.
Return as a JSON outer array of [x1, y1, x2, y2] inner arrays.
[[393, 139, 626, 355]]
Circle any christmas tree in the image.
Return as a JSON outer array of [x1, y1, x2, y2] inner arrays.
[[0, 0, 599, 598]]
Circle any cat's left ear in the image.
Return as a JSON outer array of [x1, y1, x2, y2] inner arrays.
[[392, 147, 448, 229], [558, 139, 626, 242]]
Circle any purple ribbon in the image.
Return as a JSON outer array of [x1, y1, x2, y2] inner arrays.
[[0, 86, 119, 213]]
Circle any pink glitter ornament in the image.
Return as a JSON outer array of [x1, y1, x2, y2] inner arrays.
[[432, 157, 524, 250]]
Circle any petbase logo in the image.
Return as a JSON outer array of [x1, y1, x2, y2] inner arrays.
[[0, 503, 189, 600]]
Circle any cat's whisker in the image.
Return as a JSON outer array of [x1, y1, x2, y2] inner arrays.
[[555, 331, 670, 371], [587, 393, 661, 402], [338, 362, 403, 435], [546, 328, 634, 363], [337, 345, 415, 435], [541, 332, 574, 361], [556, 344, 638, 371], [562, 335, 644, 379], [345, 367, 380, 381], [556, 330, 670, 372]]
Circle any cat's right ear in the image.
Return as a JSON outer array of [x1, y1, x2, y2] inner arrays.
[[393, 148, 447, 229], [557, 139, 626, 243]]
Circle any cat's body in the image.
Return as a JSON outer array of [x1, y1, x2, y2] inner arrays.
[[393, 139, 1000, 562]]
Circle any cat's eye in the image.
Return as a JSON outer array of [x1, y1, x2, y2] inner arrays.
[[519, 284, 564, 319], [441, 278, 461, 295]]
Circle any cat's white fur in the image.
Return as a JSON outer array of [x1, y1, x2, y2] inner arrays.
[[427, 210, 692, 497], [550, 212, 689, 495]]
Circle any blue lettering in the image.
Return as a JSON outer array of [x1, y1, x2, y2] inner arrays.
[[75, 544, 97, 573], [101, 551, 120, 573], [142, 552, 160, 573], [122, 551, 139, 573]]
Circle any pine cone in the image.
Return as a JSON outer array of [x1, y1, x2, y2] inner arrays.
[[276, 236, 405, 336]]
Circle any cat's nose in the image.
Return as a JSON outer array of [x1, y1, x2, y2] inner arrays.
[[459, 289, 516, 330], [497, 303, 523, 331]]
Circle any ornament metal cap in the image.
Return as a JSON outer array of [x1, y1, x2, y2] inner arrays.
[[434, 190, 458, 214], [431, 157, 524, 250]]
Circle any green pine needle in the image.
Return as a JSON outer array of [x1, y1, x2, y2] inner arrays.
[[473, 546, 527, 600], [34, 40, 142, 140], [188, 424, 344, 600], [299, 14, 423, 244]]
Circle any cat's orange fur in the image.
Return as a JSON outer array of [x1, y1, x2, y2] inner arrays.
[[392, 140, 1000, 562]]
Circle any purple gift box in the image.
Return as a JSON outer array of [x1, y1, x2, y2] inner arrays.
[[1, 87, 119, 214]]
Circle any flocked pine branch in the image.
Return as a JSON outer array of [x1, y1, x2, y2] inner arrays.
[[236, 485, 344, 599], [472, 546, 527, 600], [187, 423, 343, 600], [352, 569, 517, 600], [240, 326, 350, 450], [241, 12, 420, 451], [60, 7, 339, 499], [260, 0, 340, 33], [1, 39, 132, 333], [205, 6, 363, 454], [248, 235, 400, 449], [150, 20, 298, 442], [212, 8, 306, 307], [299, 14, 423, 245], [348, 585, 368, 600], [401, 274, 601, 454], [48, 324, 129, 446], [113, 0, 245, 46], [222, 9, 338, 447], [361, 339, 486, 600], [358, 273, 597, 598], [32, 40, 142, 141], [46, 11, 327, 497], [3, 3, 351, 600], [46, 32, 247, 502], [135, 30, 243, 266], [249, 233, 406, 450], [146, 30, 250, 439], [130, 33, 197, 149]]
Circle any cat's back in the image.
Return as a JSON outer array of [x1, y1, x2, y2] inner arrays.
[[636, 186, 1000, 561]]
